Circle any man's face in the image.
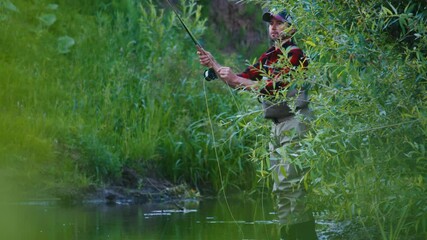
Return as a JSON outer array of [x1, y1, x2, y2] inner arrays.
[[268, 18, 291, 41]]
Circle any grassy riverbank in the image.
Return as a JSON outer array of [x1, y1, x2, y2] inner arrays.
[[0, 0, 263, 198]]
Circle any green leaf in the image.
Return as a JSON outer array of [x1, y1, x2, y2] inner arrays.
[[3, 0, 19, 12], [305, 40, 316, 47], [38, 14, 56, 26], [387, 2, 398, 14], [46, 4, 59, 10], [381, 6, 393, 16], [57, 36, 75, 54]]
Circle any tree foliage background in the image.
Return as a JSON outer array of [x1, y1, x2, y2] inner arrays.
[[242, 0, 426, 238]]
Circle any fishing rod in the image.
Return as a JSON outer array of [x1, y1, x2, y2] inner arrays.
[[165, 0, 218, 81], [166, 0, 201, 47]]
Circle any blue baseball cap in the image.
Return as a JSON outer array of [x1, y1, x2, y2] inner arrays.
[[262, 9, 293, 24]]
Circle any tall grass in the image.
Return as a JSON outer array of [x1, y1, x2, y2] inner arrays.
[[0, 0, 264, 197]]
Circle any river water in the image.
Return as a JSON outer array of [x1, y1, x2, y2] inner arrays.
[[0, 197, 354, 240]]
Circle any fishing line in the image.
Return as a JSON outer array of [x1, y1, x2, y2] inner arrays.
[[202, 75, 244, 237], [165, 0, 244, 235]]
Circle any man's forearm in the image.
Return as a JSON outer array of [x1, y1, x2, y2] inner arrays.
[[222, 75, 257, 89], [208, 57, 257, 89]]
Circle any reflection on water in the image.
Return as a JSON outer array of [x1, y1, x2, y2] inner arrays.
[[0, 197, 282, 240]]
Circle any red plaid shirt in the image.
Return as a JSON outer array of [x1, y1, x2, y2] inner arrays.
[[237, 41, 308, 95]]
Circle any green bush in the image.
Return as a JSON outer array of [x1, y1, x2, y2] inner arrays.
[[242, 0, 427, 238]]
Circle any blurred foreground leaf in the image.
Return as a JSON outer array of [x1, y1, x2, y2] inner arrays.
[[57, 36, 75, 54]]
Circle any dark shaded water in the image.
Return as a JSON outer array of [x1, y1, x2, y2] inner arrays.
[[0, 197, 357, 240], [1, 197, 282, 240]]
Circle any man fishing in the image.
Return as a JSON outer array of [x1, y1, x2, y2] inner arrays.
[[197, 9, 318, 240]]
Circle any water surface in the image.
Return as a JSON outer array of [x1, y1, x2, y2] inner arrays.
[[0, 196, 362, 240], [1, 197, 282, 240]]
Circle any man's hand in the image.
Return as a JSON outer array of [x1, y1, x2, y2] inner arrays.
[[217, 67, 237, 83], [197, 46, 215, 68], [218, 67, 256, 89], [196, 46, 256, 89]]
